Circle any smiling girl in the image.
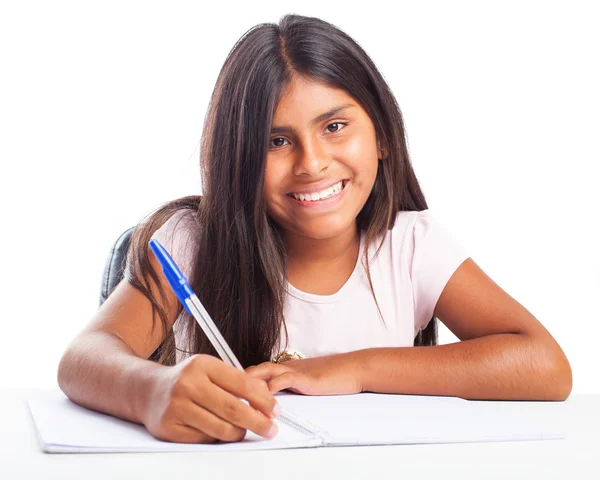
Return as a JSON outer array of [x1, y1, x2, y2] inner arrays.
[[57, 13, 572, 445]]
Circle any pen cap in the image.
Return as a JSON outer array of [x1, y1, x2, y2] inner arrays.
[[148, 239, 194, 313]]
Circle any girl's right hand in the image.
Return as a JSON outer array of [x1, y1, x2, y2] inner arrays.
[[143, 354, 280, 444]]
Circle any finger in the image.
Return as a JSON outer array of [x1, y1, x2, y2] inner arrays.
[[204, 358, 280, 419], [186, 368, 279, 438], [198, 385, 277, 438], [245, 362, 289, 382], [177, 399, 250, 443], [267, 371, 307, 394], [162, 423, 219, 444]]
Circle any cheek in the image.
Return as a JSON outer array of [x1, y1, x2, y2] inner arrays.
[[263, 160, 289, 210], [342, 136, 378, 179], [343, 134, 368, 158], [350, 157, 379, 188], [263, 160, 280, 196]]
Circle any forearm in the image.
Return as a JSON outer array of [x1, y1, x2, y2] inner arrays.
[[57, 331, 168, 424], [353, 333, 572, 401]]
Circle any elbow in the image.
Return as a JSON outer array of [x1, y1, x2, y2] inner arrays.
[[553, 356, 573, 401], [56, 349, 69, 392], [522, 331, 572, 401], [56, 344, 77, 395], [542, 346, 572, 401]]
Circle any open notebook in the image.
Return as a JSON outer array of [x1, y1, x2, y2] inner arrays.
[[28, 389, 567, 453]]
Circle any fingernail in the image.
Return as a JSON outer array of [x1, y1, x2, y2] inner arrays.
[[271, 401, 281, 418], [266, 423, 278, 439]]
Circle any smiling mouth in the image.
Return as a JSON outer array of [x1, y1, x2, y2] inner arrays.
[[288, 179, 349, 202]]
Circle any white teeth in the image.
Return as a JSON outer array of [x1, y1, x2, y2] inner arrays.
[[292, 180, 345, 202]]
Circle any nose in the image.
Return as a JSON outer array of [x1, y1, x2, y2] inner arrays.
[[292, 139, 331, 177]]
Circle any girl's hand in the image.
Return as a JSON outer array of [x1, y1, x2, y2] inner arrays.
[[245, 354, 364, 396], [143, 354, 280, 444]]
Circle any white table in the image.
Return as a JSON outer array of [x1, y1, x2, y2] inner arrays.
[[1, 389, 599, 480]]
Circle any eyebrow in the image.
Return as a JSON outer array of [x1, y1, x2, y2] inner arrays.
[[270, 103, 356, 134]]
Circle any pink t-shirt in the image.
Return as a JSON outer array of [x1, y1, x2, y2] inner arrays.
[[152, 209, 469, 363]]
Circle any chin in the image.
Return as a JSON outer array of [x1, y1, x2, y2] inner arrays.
[[295, 218, 355, 240]]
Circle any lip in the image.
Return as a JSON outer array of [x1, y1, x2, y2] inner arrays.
[[287, 180, 349, 209], [286, 179, 348, 196]]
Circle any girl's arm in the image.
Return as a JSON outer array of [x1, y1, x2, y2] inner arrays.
[[58, 328, 163, 426], [357, 257, 572, 400], [57, 276, 174, 425], [57, 253, 279, 442], [247, 258, 572, 401]]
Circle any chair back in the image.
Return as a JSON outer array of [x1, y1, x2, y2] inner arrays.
[[99, 227, 134, 305]]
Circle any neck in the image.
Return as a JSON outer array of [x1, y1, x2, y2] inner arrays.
[[282, 223, 361, 269]]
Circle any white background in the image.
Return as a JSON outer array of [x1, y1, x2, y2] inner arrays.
[[0, 0, 598, 393]]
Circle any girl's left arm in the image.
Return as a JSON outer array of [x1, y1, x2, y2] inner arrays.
[[246, 258, 572, 401]]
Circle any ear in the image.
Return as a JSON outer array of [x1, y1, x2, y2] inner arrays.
[[377, 139, 388, 160]]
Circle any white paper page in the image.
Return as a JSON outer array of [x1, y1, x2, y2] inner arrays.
[[27, 390, 322, 453], [277, 393, 568, 446]]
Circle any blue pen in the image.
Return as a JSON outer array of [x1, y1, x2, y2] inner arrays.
[[149, 239, 243, 369], [148, 239, 321, 438]]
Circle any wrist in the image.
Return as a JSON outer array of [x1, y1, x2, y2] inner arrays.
[[124, 359, 168, 425], [343, 349, 372, 393]]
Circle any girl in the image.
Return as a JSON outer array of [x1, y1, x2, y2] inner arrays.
[[57, 14, 572, 445]]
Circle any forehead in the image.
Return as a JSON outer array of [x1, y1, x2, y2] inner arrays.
[[273, 75, 358, 120]]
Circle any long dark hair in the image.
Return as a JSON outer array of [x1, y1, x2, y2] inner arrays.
[[125, 14, 436, 368]]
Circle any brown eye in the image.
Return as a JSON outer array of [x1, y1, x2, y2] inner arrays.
[[270, 137, 289, 148], [326, 122, 346, 133]]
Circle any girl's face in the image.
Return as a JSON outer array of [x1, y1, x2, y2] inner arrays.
[[264, 75, 381, 242]]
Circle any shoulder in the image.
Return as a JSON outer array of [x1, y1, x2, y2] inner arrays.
[[391, 208, 435, 233], [391, 209, 423, 234], [377, 208, 469, 294], [388, 209, 463, 254], [151, 209, 198, 278], [378, 209, 427, 258], [152, 209, 197, 239], [362, 209, 421, 258]]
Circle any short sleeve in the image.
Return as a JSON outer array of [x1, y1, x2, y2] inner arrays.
[[151, 210, 197, 280], [410, 210, 470, 334]]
